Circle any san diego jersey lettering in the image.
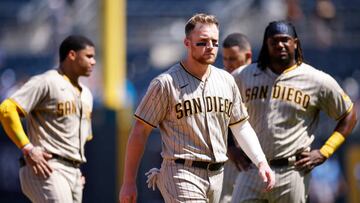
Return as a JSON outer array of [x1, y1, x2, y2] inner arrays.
[[232, 63, 352, 160]]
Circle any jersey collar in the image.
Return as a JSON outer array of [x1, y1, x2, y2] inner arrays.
[[180, 62, 211, 82], [57, 69, 82, 93], [266, 63, 299, 77], [283, 63, 298, 73]]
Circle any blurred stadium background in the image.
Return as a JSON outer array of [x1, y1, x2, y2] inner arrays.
[[0, 0, 359, 202]]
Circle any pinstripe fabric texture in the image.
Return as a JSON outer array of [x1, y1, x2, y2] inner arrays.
[[156, 160, 224, 203], [135, 63, 248, 163], [232, 166, 309, 203], [10, 69, 92, 202], [10, 70, 93, 162], [136, 62, 248, 202], [220, 161, 239, 203], [19, 159, 83, 203], [231, 62, 353, 202]]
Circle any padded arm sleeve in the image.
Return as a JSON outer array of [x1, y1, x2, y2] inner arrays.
[[0, 99, 30, 148]]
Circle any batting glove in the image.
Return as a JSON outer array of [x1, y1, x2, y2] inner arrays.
[[145, 168, 160, 191]]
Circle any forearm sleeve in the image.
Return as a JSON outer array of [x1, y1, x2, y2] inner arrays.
[[230, 120, 267, 166], [0, 99, 30, 148], [320, 131, 345, 158]]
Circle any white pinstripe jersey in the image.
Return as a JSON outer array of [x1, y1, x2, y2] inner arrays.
[[232, 62, 353, 160], [10, 70, 93, 162], [135, 63, 248, 163]]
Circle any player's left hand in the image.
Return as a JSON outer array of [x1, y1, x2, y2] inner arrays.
[[257, 161, 275, 191], [294, 149, 326, 173], [25, 146, 53, 178]]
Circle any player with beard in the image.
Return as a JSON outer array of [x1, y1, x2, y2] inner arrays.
[[119, 13, 275, 203], [231, 21, 357, 203]]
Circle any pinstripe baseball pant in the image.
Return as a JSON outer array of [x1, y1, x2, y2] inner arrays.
[[220, 161, 239, 203], [231, 165, 310, 203], [19, 159, 83, 203], [157, 159, 224, 203]]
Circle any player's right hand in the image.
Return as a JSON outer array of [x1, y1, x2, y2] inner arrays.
[[25, 146, 53, 178], [119, 183, 137, 203]]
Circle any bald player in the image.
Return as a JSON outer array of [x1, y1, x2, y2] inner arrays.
[[0, 35, 96, 202], [231, 21, 357, 203], [220, 33, 253, 203], [119, 13, 275, 203]]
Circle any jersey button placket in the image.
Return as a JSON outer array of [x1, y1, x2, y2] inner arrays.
[[78, 93, 84, 161], [202, 80, 218, 162], [268, 78, 280, 155]]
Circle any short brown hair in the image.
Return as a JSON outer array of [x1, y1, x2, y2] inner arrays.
[[185, 13, 219, 37]]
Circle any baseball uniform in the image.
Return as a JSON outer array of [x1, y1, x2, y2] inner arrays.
[[220, 64, 251, 203], [135, 62, 248, 202], [11, 69, 93, 203], [231, 62, 353, 203]]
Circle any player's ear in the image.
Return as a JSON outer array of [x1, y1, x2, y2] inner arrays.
[[68, 50, 77, 61], [245, 52, 252, 64], [294, 38, 298, 49], [184, 38, 191, 48]]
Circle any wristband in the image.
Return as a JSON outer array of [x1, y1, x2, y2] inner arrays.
[[21, 143, 34, 157], [319, 131, 345, 158]]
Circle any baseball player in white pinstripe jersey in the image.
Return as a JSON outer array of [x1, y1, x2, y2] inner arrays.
[[231, 21, 357, 203], [119, 13, 275, 203], [0, 35, 96, 203], [220, 33, 253, 203]]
